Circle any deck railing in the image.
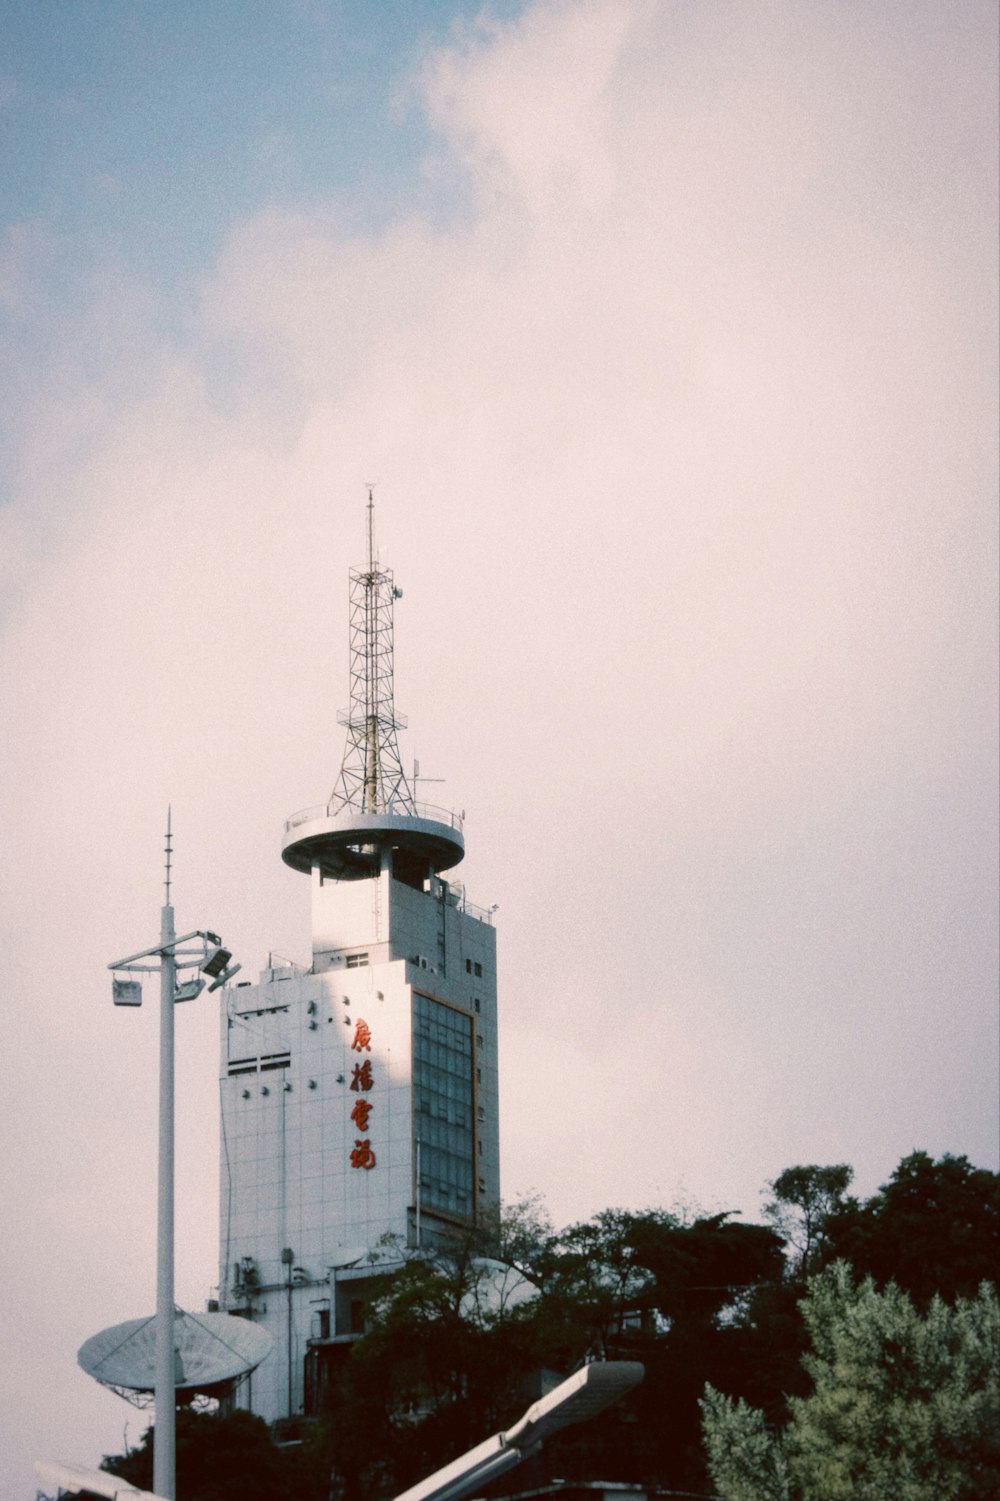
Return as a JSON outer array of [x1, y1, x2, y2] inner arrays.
[[284, 799, 464, 836]]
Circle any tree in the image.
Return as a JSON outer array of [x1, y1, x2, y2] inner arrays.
[[98, 1408, 327, 1501], [763, 1164, 853, 1279], [703, 1262, 1000, 1501], [479, 1206, 786, 1488], [319, 1213, 555, 1497], [828, 1151, 1000, 1308], [90, 1159, 999, 1500], [319, 1201, 787, 1495]]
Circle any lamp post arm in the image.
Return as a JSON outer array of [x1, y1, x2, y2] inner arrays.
[[108, 931, 215, 969]]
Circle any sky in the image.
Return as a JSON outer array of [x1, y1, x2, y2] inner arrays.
[[0, 0, 997, 1494]]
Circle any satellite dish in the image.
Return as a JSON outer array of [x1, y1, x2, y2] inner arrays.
[[78, 1310, 272, 1405], [329, 1245, 368, 1269], [459, 1258, 539, 1320]]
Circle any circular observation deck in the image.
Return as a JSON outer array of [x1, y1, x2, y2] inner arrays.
[[282, 801, 464, 883]]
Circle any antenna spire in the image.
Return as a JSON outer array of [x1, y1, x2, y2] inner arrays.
[[329, 492, 413, 816], [283, 489, 465, 882], [164, 807, 173, 907]]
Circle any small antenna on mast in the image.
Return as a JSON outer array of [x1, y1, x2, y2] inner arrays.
[[413, 758, 444, 797], [164, 807, 173, 907], [364, 483, 377, 572]]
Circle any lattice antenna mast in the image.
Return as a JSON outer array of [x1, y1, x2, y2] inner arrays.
[[331, 490, 415, 814]]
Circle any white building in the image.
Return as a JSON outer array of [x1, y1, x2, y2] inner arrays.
[[215, 501, 500, 1424]]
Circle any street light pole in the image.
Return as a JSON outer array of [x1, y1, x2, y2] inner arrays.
[[107, 820, 240, 1501], [155, 895, 176, 1501]]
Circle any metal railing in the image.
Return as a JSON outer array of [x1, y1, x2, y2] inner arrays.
[[459, 896, 494, 925], [284, 799, 464, 836]]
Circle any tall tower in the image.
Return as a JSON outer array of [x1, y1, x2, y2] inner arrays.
[[215, 499, 499, 1426]]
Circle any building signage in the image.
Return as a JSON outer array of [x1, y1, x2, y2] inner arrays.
[[349, 1019, 376, 1169]]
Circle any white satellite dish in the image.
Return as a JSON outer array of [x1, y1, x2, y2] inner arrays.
[[329, 1245, 368, 1269], [458, 1258, 539, 1320], [78, 1310, 272, 1402]]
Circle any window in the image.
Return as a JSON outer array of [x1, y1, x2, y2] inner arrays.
[[412, 993, 475, 1218], [465, 959, 472, 974], [346, 952, 369, 969], [261, 1054, 291, 1072], [473, 997, 480, 1013], [228, 1050, 290, 1077], [474, 962, 482, 977]]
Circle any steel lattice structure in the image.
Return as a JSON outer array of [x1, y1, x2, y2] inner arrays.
[[330, 493, 415, 815]]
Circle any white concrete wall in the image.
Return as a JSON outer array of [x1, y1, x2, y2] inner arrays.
[[217, 866, 499, 1423], [311, 863, 391, 958], [219, 960, 415, 1277]]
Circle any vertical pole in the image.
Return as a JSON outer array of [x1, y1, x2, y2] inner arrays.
[[287, 1266, 293, 1417], [154, 899, 176, 1500], [415, 1136, 421, 1249]]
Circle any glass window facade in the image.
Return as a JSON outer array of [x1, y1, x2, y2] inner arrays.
[[413, 992, 475, 1218]]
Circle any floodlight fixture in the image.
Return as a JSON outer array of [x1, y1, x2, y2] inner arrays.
[[505, 1358, 644, 1446], [207, 961, 241, 992], [389, 1360, 644, 1501], [35, 1457, 168, 1501], [201, 944, 232, 978], [174, 977, 206, 1003]]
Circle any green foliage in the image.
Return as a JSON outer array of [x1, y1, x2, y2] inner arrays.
[[493, 1190, 555, 1281], [828, 1151, 1000, 1307], [319, 1215, 555, 1496], [763, 1164, 853, 1278], [97, 1154, 998, 1500], [319, 1201, 786, 1494], [703, 1263, 1000, 1501], [700, 1388, 791, 1501], [632, 1210, 784, 1325], [99, 1407, 328, 1501]]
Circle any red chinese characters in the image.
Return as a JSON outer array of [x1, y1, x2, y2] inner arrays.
[[350, 1138, 377, 1170], [349, 1060, 373, 1092], [348, 1020, 377, 1169]]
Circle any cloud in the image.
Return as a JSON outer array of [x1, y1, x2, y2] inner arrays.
[[420, 0, 640, 205], [1, 0, 996, 1489], [192, 0, 995, 833]]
